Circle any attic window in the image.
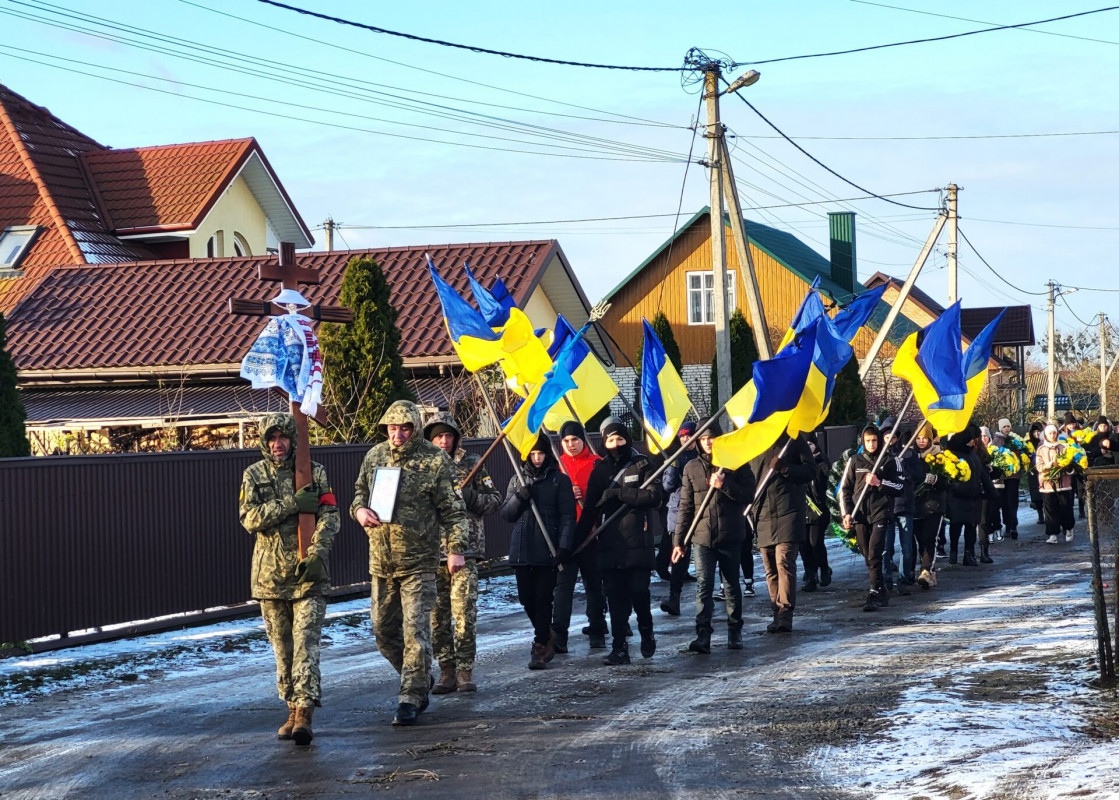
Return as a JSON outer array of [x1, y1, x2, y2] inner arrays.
[[0, 226, 39, 269]]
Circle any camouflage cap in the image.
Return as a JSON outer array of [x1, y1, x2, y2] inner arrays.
[[258, 412, 296, 460], [378, 400, 423, 437]]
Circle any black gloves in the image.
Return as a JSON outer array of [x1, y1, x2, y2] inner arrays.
[[294, 485, 320, 515], [554, 547, 573, 567], [462, 484, 478, 509], [295, 553, 328, 584], [515, 483, 532, 503], [597, 487, 621, 507]]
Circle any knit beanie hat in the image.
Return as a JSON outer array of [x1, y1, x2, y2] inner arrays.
[[601, 420, 630, 443], [998, 418, 1012, 430], [559, 420, 586, 441]]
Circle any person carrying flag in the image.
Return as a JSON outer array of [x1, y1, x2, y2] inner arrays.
[[577, 420, 663, 665], [840, 424, 905, 611], [659, 420, 699, 616], [551, 420, 609, 652]]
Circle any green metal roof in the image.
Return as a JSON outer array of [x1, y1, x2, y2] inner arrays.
[[601, 206, 918, 347]]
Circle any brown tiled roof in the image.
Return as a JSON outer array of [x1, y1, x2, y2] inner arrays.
[[961, 306, 1035, 347], [82, 139, 255, 233], [7, 242, 561, 373], [864, 271, 947, 317]]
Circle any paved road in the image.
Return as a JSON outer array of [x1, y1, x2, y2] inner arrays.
[[1, 520, 1113, 799]]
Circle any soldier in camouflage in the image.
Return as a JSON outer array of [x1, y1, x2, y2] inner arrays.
[[239, 412, 339, 746], [424, 411, 501, 694], [352, 400, 469, 727]]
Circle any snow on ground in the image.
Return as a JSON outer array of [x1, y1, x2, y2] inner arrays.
[[817, 562, 1119, 800], [0, 574, 521, 706]]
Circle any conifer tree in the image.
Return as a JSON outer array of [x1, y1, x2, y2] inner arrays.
[[0, 312, 30, 457], [824, 358, 867, 426], [710, 309, 758, 412], [319, 256, 413, 442]]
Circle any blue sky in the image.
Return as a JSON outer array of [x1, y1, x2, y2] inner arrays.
[[3, 0, 1118, 338]]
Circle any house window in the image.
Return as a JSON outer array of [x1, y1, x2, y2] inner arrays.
[[0, 226, 39, 269], [206, 231, 224, 258], [686, 270, 736, 325], [232, 232, 251, 257]]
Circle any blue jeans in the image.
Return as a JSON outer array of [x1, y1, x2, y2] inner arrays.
[[884, 515, 916, 583], [694, 543, 743, 636]]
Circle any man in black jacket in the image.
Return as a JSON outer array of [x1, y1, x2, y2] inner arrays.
[[672, 421, 754, 653], [839, 424, 905, 611], [750, 434, 814, 633], [577, 421, 664, 666]]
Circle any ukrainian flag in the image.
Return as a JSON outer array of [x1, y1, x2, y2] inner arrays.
[[891, 301, 968, 419], [785, 314, 853, 435], [831, 283, 888, 343], [778, 276, 826, 352], [502, 386, 545, 459], [711, 319, 819, 470], [929, 308, 1005, 435], [539, 316, 619, 432], [640, 318, 692, 453], [466, 263, 515, 327]]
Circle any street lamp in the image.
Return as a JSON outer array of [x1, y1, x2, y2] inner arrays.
[[722, 70, 761, 95]]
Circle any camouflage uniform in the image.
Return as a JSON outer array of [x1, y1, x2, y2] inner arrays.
[[239, 413, 339, 707], [423, 411, 501, 674], [351, 401, 469, 708]]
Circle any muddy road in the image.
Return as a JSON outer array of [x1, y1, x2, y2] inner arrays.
[[2, 522, 1117, 799]]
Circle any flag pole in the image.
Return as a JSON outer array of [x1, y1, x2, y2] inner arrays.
[[849, 390, 914, 520], [681, 479, 720, 548], [472, 373, 561, 560], [460, 429, 507, 490]]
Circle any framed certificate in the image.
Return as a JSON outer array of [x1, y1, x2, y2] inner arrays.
[[369, 467, 402, 524]]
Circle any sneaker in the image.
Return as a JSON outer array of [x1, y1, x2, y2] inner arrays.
[[1009, 530, 1018, 540], [603, 647, 630, 666], [1046, 535, 1059, 544], [916, 569, 932, 590], [742, 581, 755, 598], [528, 642, 546, 670], [712, 588, 726, 602], [897, 581, 913, 596], [588, 633, 607, 650], [819, 566, 832, 587], [993, 529, 1004, 542], [862, 591, 881, 612], [936, 545, 947, 558], [1065, 531, 1074, 543]]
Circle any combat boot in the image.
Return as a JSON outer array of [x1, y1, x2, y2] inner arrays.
[[392, 703, 419, 726], [727, 628, 743, 650], [432, 662, 457, 694], [277, 702, 297, 740], [819, 566, 833, 587], [588, 631, 607, 650], [456, 669, 476, 692], [603, 640, 630, 666], [639, 626, 656, 658], [979, 542, 993, 564], [962, 548, 978, 567], [684, 631, 711, 655], [291, 706, 314, 746], [659, 591, 681, 616]]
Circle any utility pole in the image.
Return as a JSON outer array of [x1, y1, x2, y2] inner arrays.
[[704, 67, 733, 414], [1047, 280, 1057, 422], [323, 217, 334, 252], [946, 183, 959, 304], [1100, 312, 1109, 416]]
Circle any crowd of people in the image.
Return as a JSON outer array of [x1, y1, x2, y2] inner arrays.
[[236, 401, 1117, 742]]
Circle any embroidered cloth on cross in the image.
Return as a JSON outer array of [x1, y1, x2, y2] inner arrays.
[[240, 313, 324, 417]]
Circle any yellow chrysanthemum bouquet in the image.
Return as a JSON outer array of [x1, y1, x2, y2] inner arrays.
[[987, 444, 1022, 477], [918, 450, 971, 496], [1048, 442, 1088, 483]]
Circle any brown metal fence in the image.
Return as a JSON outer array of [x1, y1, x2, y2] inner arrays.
[[0, 438, 519, 646]]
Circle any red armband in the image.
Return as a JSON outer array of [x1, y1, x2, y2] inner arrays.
[[318, 492, 337, 507]]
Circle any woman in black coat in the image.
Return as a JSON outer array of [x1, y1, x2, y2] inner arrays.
[[1027, 421, 1045, 525], [944, 430, 996, 567], [912, 424, 946, 589], [502, 434, 576, 670], [576, 421, 663, 666]]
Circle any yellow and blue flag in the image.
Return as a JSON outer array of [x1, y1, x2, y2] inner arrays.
[[891, 301, 968, 418], [466, 263, 515, 327], [428, 256, 515, 371], [930, 308, 1005, 435], [641, 318, 692, 453], [502, 384, 546, 459], [539, 316, 619, 432], [832, 283, 888, 344], [786, 313, 854, 434], [778, 276, 826, 352], [712, 319, 820, 470]]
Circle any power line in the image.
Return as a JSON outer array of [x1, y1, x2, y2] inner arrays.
[[657, 96, 703, 309], [744, 5, 1119, 65], [177, 0, 684, 128], [726, 90, 941, 211], [253, 0, 683, 71], [324, 190, 940, 229], [957, 227, 1048, 296], [849, 0, 1119, 48], [967, 217, 1119, 231], [1059, 291, 1095, 328], [737, 128, 1119, 141], [1063, 284, 1119, 293]]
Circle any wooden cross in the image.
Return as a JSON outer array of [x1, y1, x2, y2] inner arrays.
[[229, 242, 354, 558]]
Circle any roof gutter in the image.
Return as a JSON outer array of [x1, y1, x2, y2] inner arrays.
[[17, 363, 243, 387]]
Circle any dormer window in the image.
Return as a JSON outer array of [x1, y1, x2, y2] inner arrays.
[[0, 225, 39, 269]]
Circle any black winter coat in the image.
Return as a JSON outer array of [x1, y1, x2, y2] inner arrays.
[[663, 447, 698, 534], [891, 445, 920, 516], [806, 450, 830, 526], [502, 466, 576, 567], [912, 445, 948, 520], [749, 438, 814, 547], [839, 449, 905, 525], [673, 453, 753, 549], [577, 448, 664, 570], [946, 448, 996, 525]]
